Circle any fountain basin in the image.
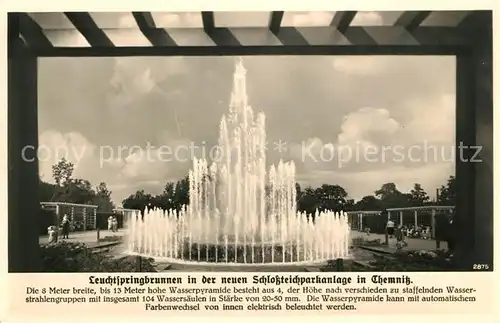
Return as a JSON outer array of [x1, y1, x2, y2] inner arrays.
[[127, 239, 352, 265], [124, 59, 351, 264]]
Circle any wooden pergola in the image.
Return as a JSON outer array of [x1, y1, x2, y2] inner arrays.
[[8, 11, 492, 271], [345, 210, 382, 231], [41, 202, 98, 231]]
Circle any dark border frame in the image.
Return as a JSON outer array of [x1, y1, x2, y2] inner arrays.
[[7, 11, 493, 272]]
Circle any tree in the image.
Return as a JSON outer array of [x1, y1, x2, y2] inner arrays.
[[52, 179, 96, 204], [437, 176, 456, 205], [149, 182, 176, 210], [93, 182, 115, 212], [375, 183, 399, 200], [344, 198, 355, 211], [52, 158, 74, 186], [41, 160, 116, 211], [315, 184, 349, 212], [95, 182, 112, 199], [297, 186, 320, 215], [374, 182, 410, 208], [408, 183, 429, 206], [354, 195, 383, 211], [295, 183, 302, 202], [163, 182, 175, 198], [40, 179, 57, 202], [173, 176, 190, 209], [122, 190, 154, 212]]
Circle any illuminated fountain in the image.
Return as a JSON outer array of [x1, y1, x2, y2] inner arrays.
[[126, 58, 350, 265]]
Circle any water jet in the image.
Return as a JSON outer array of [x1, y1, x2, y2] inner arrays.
[[126, 58, 350, 266]]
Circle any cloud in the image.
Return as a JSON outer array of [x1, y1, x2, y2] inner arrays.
[[297, 162, 453, 200], [401, 94, 455, 143], [108, 56, 187, 111], [109, 63, 156, 106], [338, 107, 400, 144], [117, 142, 191, 182], [38, 130, 95, 182], [39, 50, 455, 205], [287, 93, 454, 196]]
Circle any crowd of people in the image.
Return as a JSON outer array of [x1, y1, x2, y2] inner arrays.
[[401, 224, 432, 239], [364, 210, 455, 253]]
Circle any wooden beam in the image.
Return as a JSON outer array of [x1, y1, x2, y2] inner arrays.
[[455, 10, 493, 271], [395, 11, 432, 31], [269, 11, 284, 34], [201, 11, 215, 33], [422, 11, 472, 27], [132, 12, 177, 47], [8, 24, 40, 272], [14, 13, 53, 49], [455, 52, 476, 270], [64, 12, 114, 47], [34, 44, 464, 57], [330, 11, 357, 33], [40, 25, 469, 48], [200, 12, 240, 46]]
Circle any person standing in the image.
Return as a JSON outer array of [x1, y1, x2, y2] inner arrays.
[[386, 218, 395, 238], [108, 215, 114, 232], [112, 216, 118, 233], [48, 225, 58, 243], [61, 214, 70, 239], [395, 225, 407, 249]]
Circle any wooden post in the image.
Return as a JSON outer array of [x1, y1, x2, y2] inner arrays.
[[70, 206, 75, 231], [8, 19, 40, 272], [359, 213, 363, 231], [335, 258, 344, 272], [453, 12, 493, 270], [414, 210, 418, 228], [55, 204, 60, 226], [96, 228, 100, 243], [431, 208, 436, 239], [83, 207, 87, 231], [136, 256, 142, 272], [399, 211, 403, 226]]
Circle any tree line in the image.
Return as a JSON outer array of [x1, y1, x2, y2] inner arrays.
[[121, 174, 456, 214], [40, 158, 115, 212], [40, 158, 456, 214]]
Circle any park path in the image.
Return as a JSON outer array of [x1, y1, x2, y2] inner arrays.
[[39, 230, 126, 247], [39, 229, 446, 251], [350, 230, 448, 250]]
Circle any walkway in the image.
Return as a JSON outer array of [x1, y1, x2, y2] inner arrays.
[[350, 230, 448, 250], [39, 229, 446, 251], [39, 230, 125, 248]]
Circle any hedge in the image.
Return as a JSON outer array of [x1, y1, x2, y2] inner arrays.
[[40, 241, 156, 272]]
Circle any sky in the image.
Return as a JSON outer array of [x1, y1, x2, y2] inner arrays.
[[36, 12, 456, 205]]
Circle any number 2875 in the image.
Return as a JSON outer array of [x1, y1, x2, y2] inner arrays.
[[472, 264, 490, 270]]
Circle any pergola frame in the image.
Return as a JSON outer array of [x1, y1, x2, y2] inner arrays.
[[348, 206, 454, 237], [8, 10, 493, 272], [113, 207, 139, 227], [40, 202, 98, 231]]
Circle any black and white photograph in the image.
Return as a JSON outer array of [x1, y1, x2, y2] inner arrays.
[[8, 10, 493, 273]]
